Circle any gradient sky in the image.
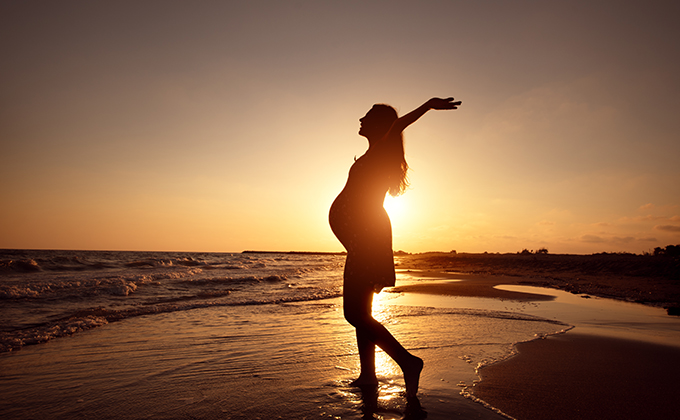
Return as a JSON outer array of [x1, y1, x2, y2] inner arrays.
[[2, 0, 679, 254]]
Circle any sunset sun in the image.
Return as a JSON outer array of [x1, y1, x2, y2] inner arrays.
[[383, 195, 409, 225]]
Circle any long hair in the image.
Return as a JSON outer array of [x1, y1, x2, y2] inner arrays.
[[389, 132, 409, 197], [371, 104, 409, 197]]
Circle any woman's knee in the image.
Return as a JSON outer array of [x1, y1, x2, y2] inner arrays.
[[343, 303, 372, 328]]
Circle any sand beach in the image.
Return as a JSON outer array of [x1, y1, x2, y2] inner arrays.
[[1, 251, 679, 419], [472, 333, 680, 420]]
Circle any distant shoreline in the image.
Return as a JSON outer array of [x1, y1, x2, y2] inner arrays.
[[241, 250, 347, 256]]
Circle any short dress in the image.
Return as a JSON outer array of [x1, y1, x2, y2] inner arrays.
[[329, 149, 396, 292]]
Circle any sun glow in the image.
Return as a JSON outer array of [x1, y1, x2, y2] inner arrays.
[[383, 195, 409, 225]]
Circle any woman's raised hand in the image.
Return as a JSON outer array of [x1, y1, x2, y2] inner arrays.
[[390, 97, 462, 135], [427, 97, 462, 110]]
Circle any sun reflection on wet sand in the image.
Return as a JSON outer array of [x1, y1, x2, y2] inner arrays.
[[369, 299, 408, 386], [374, 350, 401, 385]]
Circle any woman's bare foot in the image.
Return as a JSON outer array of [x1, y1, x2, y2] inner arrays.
[[350, 374, 379, 387], [403, 356, 423, 398]]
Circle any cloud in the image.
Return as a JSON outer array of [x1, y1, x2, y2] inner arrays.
[[581, 234, 604, 243], [655, 225, 680, 232], [639, 203, 655, 211], [580, 234, 658, 245], [611, 236, 635, 244], [617, 215, 665, 223]]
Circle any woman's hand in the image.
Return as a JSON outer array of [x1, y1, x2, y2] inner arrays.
[[388, 96, 462, 136], [426, 97, 462, 110]]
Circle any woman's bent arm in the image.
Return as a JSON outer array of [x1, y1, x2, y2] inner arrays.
[[388, 97, 461, 137]]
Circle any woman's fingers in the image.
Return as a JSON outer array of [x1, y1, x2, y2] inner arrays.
[[426, 97, 462, 110], [435, 97, 461, 109]]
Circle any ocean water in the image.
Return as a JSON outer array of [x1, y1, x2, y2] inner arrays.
[[0, 249, 345, 352]]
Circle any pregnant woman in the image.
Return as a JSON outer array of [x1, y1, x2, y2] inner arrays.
[[329, 97, 461, 399]]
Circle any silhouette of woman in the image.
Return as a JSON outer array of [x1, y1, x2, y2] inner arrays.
[[329, 97, 461, 398]]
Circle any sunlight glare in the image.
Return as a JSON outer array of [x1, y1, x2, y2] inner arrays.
[[371, 299, 402, 380], [383, 195, 409, 225]]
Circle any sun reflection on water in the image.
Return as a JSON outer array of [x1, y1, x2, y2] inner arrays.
[[375, 350, 401, 381]]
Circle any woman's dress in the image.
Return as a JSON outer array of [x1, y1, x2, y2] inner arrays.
[[329, 148, 396, 292]]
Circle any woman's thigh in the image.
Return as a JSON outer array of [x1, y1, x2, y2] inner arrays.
[[343, 279, 374, 327]]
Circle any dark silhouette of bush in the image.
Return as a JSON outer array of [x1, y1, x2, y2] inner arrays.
[[653, 245, 680, 258], [517, 248, 548, 255]]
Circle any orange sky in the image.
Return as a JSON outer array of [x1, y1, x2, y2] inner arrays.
[[1, 1, 679, 254]]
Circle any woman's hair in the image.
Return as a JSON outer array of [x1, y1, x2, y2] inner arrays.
[[372, 104, 409, 197]]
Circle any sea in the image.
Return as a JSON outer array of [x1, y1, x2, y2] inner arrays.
[[0, 249, 346, 353]]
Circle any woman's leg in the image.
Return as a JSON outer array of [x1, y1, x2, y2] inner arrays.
[[343, 281, 423, 397], [351, 330, 378, 386]]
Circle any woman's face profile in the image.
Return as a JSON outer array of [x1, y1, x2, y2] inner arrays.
[[359, 107, 384, 138]]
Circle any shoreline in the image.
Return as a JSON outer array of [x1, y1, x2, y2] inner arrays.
[[386, 270, 680, 420]]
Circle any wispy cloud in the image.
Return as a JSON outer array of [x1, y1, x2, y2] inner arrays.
[[655, 225, 680, 232], [580, 234, 605, 243]]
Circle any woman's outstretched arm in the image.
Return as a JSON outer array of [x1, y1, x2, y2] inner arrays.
[[388, 97, 461, 137]]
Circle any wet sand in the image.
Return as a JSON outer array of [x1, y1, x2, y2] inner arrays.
[[391, 273, 555, 301], [472, 333, 680, 420]]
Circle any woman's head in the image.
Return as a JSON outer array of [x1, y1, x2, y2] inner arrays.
[[358, 104, 408, 196], [359, 104, 398, 140]]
